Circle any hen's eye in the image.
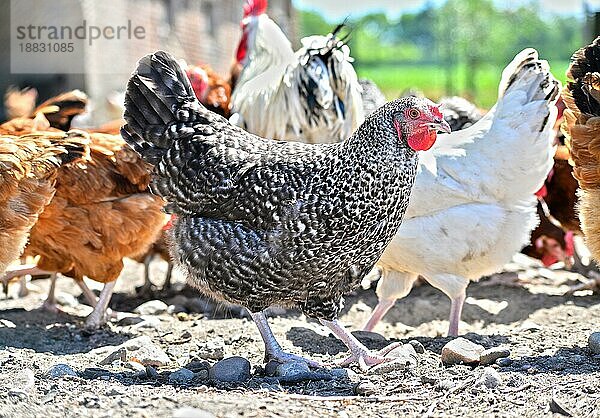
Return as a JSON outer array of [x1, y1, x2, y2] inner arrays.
[[408, 108, 421, 119]]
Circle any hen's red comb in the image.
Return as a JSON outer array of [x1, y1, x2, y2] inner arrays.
[[243, 0, 267, 17]]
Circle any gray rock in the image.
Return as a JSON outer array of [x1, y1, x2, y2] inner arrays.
[[480, 347, 510, 365], [46, 364, 77, 379], [409, 340, 425, 354], [172, 407, 216, 418], [134, 300, 168, 315], [588, 332, 600, 354], [209, 357, 251, 382], [117, 316, 144, 326], [474, 367, 502, 389], [496, 357, 513, 367], [197, 342, 224, 361], [354, 381, 377, 396], [99, 347, 127, 366], [329, 368, 349, 379], [441, 338, 484, 365], [169, 368, 194, 385], [185, 360, 210, 373]]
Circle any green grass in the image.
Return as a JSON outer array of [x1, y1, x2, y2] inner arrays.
[[356, 60, 569, 109]]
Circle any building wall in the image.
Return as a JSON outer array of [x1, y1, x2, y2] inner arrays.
[[1, 0, 294, 124]]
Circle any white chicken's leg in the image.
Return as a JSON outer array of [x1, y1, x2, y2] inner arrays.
[[363, 271, 419, 331], [448, 291, 466, 337], [321, 319, 403, 371], [84, 281, 116, 330], [249, 311, 321, 368], [425, 274, 469, 337], [41, 273, 60, 312]]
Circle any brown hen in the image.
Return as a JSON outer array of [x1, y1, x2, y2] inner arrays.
[[4, 133, 166, 328], [0, 130, 90, 282], [563, 36, 600, 290]]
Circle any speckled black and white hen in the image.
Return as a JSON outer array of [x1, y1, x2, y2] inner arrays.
[[121, 51, 450, 369]]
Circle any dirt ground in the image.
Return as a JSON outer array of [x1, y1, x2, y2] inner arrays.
[[1, 254, 600, 418]]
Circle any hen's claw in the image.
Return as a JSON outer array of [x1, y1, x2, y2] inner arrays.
[[338, 341, 404, 371]]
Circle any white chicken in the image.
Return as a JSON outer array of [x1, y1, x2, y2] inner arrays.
[[363, 49, 560, 336], [229, 0, 363, 143]]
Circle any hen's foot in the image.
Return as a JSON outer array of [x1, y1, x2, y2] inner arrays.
[[566, 272, 600, 294], [338, 341, 404, 371], [41, 299, 63, 314], [481, 273, 529, 288], [266, 351, 322, 368]]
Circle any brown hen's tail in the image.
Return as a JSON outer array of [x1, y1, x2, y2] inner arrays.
[[11, 130, 91, 179], [562, 36, 600, 260], [33, 90, 88, 131]]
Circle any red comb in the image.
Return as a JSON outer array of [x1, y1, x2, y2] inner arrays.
[[243, 0, 267, 17], [430, 105, 443, 120]]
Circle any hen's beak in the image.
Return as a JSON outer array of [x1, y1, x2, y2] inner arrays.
[[434, 118, 452, 134]]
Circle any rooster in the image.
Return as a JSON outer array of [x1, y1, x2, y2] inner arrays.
[[563, 36, 600, 292], [0, 131, 89, 281], [2, 132, 165, 327], [230, 0, 363, 143], [122, 51, 449, 369], [362, 49, 560, 336]]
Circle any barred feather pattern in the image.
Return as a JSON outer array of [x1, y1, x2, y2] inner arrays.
[[122, 51, 422, 320]]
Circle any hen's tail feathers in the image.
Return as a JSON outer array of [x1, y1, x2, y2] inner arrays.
[[563, 36, 600, 191], [33, 90, 88, 131], [122, 51, 215, 166], [7, 129, 91, 179], [498, 49, 560, 131]]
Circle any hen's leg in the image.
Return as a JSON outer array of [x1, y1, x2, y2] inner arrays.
[[1, 265, 53, 283], [321, 319, 402, 371], [363, 271, 418, 331], [249, 310, 320, 367], [41, 273, 60, 313], [137, 254, 155, 296], [17, 276, 29, 297], [448, 291, 466, 337], [84, 281, 116, 330], [162, 262, 174, 290], [75, 279, 98, 307]]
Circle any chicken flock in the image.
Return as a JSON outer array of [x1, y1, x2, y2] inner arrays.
[[1, 0, 599, 370]]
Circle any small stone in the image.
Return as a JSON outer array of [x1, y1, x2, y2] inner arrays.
[[0, 319, 16, 328], [354, 381, 377, 396], [56, 292, 78, 307], [441, 338, 484, 365], [329, 368, 349, 379], [496, 357, 513, 367], [172, 407, 216, 418], [386, 344, 418, 367], [169, 368, 194, 385], [134, 300, 168, 315], [185, 360, 210, 373], [117, 316, 144, 326], [146, 365, 159, 379], [480, 347, 510, 365], [209, 356, 251, 382], [46, 364, 77, 379], [12, 368, 35, 391], [588, 332, 600, 354], [120, 336, 170, 366], [197, 343, 224, 361], [105, 387, 124, 396], [99, 347, 127, 366], [474, 367, 502, 389], [274, 362, 311, 383], [409, 340, 425, 354]]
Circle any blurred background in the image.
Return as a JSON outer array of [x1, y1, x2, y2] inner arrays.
[[0, 0, 598, 121]]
